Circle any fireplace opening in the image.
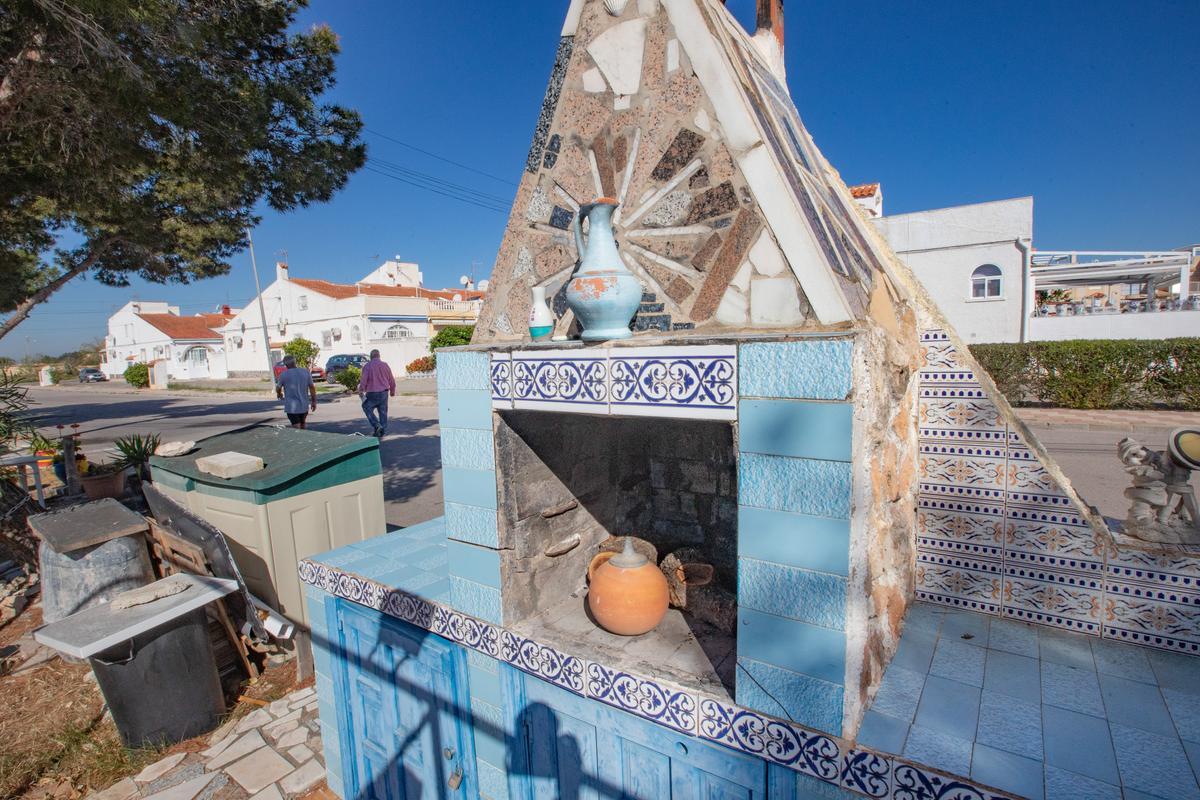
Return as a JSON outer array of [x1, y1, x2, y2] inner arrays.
[[495, 410, 738, 697]]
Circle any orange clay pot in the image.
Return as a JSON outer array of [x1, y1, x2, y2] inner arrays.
[[587, 538, 669, 636]]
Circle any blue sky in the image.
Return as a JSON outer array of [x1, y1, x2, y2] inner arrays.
[[4, 0, 1197, 357]]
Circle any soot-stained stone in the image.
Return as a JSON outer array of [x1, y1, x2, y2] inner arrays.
[[690, 166, 710, 189], [691, 233, 722, 271], [525, 38, 573, 174], [672, 322, 696, 331], [640, 302, 665, 313], [692, 208, 762, 321], [633, 314, 671, 332], [651, 129, 706, 183], [549, 206, 573, 230], [547, 134, 562, 154], [591, 134, 616, 198], [551, 280, 571, 317], [686, 182, 738, 224], [612, 135, 628, 176], [543, 151, 558, 169]]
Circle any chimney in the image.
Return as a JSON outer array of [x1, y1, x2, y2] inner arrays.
[[221, 304, 231, 315], [753, 0, 786, 82], [276, 261, 289, 282]]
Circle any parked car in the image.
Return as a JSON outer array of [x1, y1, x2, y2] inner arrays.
[[324, 354, 368, 383], [78, 367, 107, 383], [272, 361, 325, 381]]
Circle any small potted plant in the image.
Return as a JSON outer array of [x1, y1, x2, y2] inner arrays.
[[79, 460, 128, 500], [113, 433, 161, 486]]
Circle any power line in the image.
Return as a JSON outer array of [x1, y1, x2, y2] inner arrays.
[[365, 128, 517, 188], [363, 165, 509, 214], [369, 156, 513, 205]]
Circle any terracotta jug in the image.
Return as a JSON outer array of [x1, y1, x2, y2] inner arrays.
[[587, 537, 669, 636]]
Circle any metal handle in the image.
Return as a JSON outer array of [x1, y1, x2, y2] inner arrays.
[[443, 747, 455, 761], [447, 766, 463, 791]]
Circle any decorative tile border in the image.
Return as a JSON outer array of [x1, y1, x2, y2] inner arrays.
[[490, 344, 737, 420], [298, 557, 1019, 800]]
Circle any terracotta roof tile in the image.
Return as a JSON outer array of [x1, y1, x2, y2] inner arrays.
[[137, 313, 231, 340], [289, 277, 485, 302], [849, 183, 880, 199], [288, 278, 358, 299]]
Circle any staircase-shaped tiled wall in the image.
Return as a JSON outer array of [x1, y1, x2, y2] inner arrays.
[[916, 327, 1200, 655]]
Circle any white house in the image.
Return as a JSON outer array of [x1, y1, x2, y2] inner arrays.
[[101, 301, 236, 380], [221, 260, 485, 378]]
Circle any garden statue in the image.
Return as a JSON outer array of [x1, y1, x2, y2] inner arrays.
[[1118, 429, 1200, 544]]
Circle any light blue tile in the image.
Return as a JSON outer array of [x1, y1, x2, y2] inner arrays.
[[929, 639, 985, 687], [1165, 687, 1200, 744], [471, 699, 507, 767], [438, 389, 493, 430], [739, 340, 853, 400], [737, 507, 850, 576], [477, 758, 509, 800], [857, 710, 909, 753], [904, 603, 945, 635], [445, 502, 499, 548], [983, 649, 1041, 703], [1110, 721, 1200, 799], [738, 399, 852, 462], [1124, 790, 1177, 800], [1040, 627, 1097, 670], [738, 607, 846, 685], [443, 467, 498, 509], [971, 743, 1044, 800], [976, 691, 1042, 760], [890, 626, 937, 673], [1043, 765, 1121, 800], [467, 648, 499, 674], [449, 576, 502, 624], [914, 675, 980, 740], [1042, 705, 1119, 784], [941, 610, 990, 647], [739, 453, 851, 519], [469, 663, 503, 705], [1098, 672, 1175, 736], [735, 658, 844, 734], [903, 725, 972, 777], [1149, 648, 1200, 696], [988, 617, 1039, 658], [1042, 661, 1104, 716], [870, 665, 927, 723], [447, 540, 501, 587], [371, 562, 425, 588], [436, 350, 490, 392], [1090, 637, 1153, 682], [738, 558, 846, 630], [793, 771, 860, 799], [441, 427, 495, 470]]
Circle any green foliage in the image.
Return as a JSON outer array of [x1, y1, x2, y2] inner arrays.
[[406, 355, 436, 374], [1036, 289, 1073, 305], [0, 373, 32, 446], [429, 326, 474, 352], [334, 365, 361, 392], [123, 362, 149, 388], [0, 0, 365, 339], [282, 337, 320, 368], [114, 432, 160, 478], [969, 338, 1200, 410]]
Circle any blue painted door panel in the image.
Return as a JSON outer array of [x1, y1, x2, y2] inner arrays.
[[335, 600, 476, 800], [506, 665, 767, 800]]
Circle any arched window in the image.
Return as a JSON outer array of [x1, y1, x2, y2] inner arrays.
[[184, 346, 209, 365], [382, 324, 413, 339], [971, 264, 1003, 299], [350, 325, 362, 344]]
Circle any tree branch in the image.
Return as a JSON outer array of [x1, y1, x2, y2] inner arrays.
[[0, 247, 105, 341]]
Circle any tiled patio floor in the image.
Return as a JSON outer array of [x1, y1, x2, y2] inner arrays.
[[858, 603, 1200, 800]]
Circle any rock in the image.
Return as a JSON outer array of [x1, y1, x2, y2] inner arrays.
[[275, 727, 308, 750], [279, 760, 324, 797], [194, 451, 263, 479], [134, 752, 187, 783], [267, 699, 291, 718], [87, 778, 137, 800], [235, 708, 272, 734], [206, 730, 267, 771], [266, 721, 300, 740]]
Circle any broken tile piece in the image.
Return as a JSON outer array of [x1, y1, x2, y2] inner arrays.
[[692, 208, 762, 320], [549, 206, 573, 230], [685, 182, 738, 224], [641, 190, 693, 227], [275, 727, 308, 750], [513, 247, 534, 279], [225, 748, 294, 795], [279, 760, 324, 797], [716, 286, 749, 326], [586, 18, 648, 96], [732, 260, 752, 293], [614, 95, 631, 110], [135, 753, 186, 784], [235, 708, 272, 735], [691, 232, 722, 270], [207, 730, 268, 771], [666, 39, 680, 72], [748, 229, 787, 276], [582, 67, 607, 93], [525, 187, 552, 223], [750, 276, 804, 326], [695, 109, 712, 132], [651, 129, 706, 182]]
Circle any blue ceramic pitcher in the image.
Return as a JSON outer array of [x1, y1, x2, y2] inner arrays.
[[566, 199, 643, 341]]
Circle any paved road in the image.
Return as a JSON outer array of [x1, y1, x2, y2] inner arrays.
[[22, 385, 443, 528]]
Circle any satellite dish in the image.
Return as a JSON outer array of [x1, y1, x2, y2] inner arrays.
[[459, 275, 470, 287], [478, 280, 490, 291]]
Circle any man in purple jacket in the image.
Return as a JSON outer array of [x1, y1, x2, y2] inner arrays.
[[358, 349, 396, 438]]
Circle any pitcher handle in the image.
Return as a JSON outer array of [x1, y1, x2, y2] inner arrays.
[[573, 203, 594, 259]]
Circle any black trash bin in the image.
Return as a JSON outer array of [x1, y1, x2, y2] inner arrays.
[[90, 607, 225, 747]]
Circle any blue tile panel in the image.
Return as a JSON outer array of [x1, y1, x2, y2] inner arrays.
[[738, 607, 845, 685], [444, 501, 499, 548], [438, 389, 493, 430], [737, 507, 850, 576], [738, 558, 847, 631], [304, 586, 346, 799], [440, 427, 495, 470], [738, 340, 854, 400], [738, 453, 851, 519], [447, 540, 502, 588], [449, 575, 502, 624], [443, 467, 498, 509], [738, 399, 852, 462], [436, 350, 490, 392], [736, 657, 843, 733]]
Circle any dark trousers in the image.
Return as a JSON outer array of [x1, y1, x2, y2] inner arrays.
[[361, 391, 389, 434]]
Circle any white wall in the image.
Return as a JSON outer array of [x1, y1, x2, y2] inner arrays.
[[1030, 308, 1200, 341], [874, 197, 1033, 344], [102, 302, 228, 380]]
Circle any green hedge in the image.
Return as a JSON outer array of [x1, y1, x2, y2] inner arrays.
[[969, 338, 1200, 410]]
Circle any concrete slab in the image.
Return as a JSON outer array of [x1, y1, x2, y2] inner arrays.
[[279, 759, 324, 797], [140, 772, 217, 800], [207, 730, 267, 770], [28, 498, 147, 554], [235, 708, 273, 734], [286, 744, 314, 764], [225, 747, 294, 795], [275, 727, 307, 749]]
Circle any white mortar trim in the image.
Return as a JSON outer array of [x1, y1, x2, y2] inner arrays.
[[626, 242, 701, 282], [562, 0, 586, 36], [622, 158, 704, 228], [622, 252, 685, 314]]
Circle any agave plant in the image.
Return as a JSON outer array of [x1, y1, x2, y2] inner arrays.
[[113, 432, 161, 480]]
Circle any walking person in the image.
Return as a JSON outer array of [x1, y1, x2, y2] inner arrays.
[[275, 356, 317, 429], [358, 349, 396, 438]]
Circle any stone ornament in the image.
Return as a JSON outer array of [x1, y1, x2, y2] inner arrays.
[[603, 0, 631, 16], [1118, 429, 1200, 544]]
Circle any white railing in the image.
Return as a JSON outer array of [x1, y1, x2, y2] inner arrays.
[[429, 299, 479, 313]]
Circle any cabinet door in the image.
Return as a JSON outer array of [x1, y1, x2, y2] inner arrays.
[[507, 664, 766, 800], [336, 600, 476, 800]]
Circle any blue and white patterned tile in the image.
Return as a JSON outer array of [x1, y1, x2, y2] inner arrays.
[[919, 334, 969, 374], [511, 348, 609, 414], [891, 759, 1019, 800], [1102, 587, 1200, 654], [916, 550, 1003, 615], [498, 630, 585, 694], [1004, 513, 1106, 576], [918, 387, 1008, 446], [585, 662, 697, 735], [1108, 543, 1200, 588], [431, 606, 501, 657], [917, 498, 1005, 562], [697, 697, 843, 781], [918, 443, 1008, 504], [839, 749, 892, 798], [1001, 565, 1103, 635], [489, 352, 512, 409], [1005, 445, 1072, 500], [608, 345, 737, 420]]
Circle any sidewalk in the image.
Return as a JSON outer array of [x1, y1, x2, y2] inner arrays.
[[1016, 406, 1200, 433]]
